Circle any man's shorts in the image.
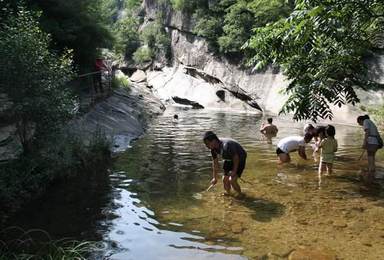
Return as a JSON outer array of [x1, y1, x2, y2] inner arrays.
[[367, 144, 379, 153], [223, 158, 246, 177], [276, 147, 287, 155]]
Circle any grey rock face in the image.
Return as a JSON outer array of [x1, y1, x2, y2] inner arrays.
[[143, 0, 384, 122], [69, 83, 165, 153]]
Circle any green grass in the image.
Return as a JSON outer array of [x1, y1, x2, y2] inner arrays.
[[0, 227, 98, 260]]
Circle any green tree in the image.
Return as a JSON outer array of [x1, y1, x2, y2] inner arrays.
[[193, 0, 291, 55], [218, 1, 255, 54], [114, 16, 141, 58], [133, 46, 154, 64], [246, 0, 384, 121], [0, 10, 75, 154], [26, 0, 113, 70]]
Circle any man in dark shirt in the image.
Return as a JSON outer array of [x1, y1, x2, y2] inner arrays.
[[203, 131, 247, 196]]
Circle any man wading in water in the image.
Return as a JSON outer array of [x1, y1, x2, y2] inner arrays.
[[203, 131, 247, 198]]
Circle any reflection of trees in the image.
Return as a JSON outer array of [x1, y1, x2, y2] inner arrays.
[[3, 171, 111, 241]]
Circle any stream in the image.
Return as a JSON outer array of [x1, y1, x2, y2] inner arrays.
[[6, 108, 384, 259]]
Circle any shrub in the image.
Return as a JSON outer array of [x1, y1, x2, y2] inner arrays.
[[133, 46, 154, 64]]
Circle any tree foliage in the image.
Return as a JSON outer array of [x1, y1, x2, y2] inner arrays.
[[114, 15, 141, 58], [0, 10, 75, 153], [25, 0, 114, 70], [193, 0, 291, 55], [246, 0, 384, 121]]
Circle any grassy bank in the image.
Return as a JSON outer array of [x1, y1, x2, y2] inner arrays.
[[0, 227, 97, 260]]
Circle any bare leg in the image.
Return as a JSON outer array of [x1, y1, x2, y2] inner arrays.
[[229, 174, 241, 195], [318, 161, 324, 175], [326, 163, 333, 175], [367, 151, 376, 174], [318, 172, 322, 188], [367, 150, 376, 181], [222, 175, 231, 194], [278, 153, 291, 164]]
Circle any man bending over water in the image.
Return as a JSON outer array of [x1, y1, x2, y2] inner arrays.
[[276, 133, 313, 163], [203, 131, 247, 197]]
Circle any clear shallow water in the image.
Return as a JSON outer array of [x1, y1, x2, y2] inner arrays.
[[5, 109, 384, 259], [104, 109, 384, 259]]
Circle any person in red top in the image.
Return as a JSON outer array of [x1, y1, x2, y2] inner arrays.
[[93, 58, 108, 93]]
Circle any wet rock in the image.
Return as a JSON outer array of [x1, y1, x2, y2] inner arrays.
[[210, 231, 226, 238], [288, 248, 336, 260], [259, 252, 280, 260]]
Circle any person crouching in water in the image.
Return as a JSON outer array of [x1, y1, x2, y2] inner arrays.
[[203, 131, 247, 197], [318, 125, 338, 176], [276, 133, 313, 163]]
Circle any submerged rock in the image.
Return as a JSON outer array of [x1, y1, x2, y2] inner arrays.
[[230, 223, 245, 234], [288, 248, 337, 260]]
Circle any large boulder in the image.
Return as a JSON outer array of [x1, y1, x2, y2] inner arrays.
[[69, 83, 165, 153]]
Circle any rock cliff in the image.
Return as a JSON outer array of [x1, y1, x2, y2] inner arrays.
[[141, 0, 384, 121]]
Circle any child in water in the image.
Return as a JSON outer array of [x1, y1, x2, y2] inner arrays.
[[318, 125, 338, 176]]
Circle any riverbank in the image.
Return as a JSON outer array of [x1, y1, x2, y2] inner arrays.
[[0, 81, 165, 223]]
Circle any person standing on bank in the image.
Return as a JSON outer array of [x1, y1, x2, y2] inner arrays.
[[203, 131, 247, 197], [357, 115, 383, 177]]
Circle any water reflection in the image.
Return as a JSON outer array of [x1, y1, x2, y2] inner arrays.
[[100, 187, 245, 260]]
